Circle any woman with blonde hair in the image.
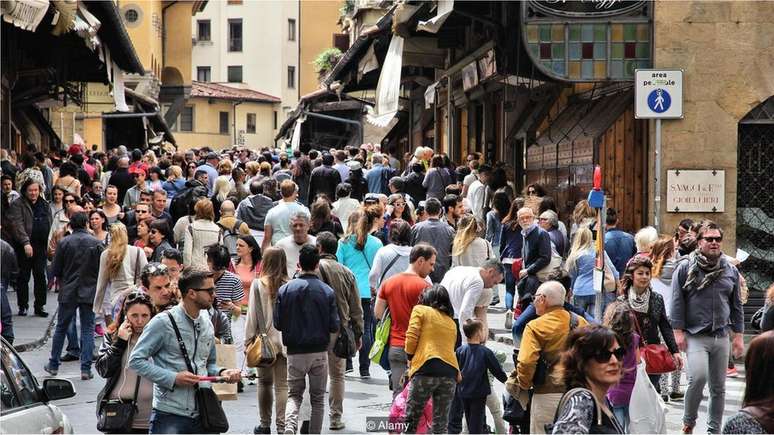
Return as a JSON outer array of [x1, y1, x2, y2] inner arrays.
[[218, 159, 233, 177], [211, 175, 231, 220], [162, 165, 186, 199], [452, 214, 494, 267], [245, 247, 289, 434], [570, 199, 596, 243], [143, 150, 158, 167], [183, 198, 223, 268], [566, 227, 618, 318], [94, 223, 147, 324]]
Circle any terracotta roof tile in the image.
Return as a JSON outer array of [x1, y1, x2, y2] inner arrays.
[[191, 81, 281, 103]]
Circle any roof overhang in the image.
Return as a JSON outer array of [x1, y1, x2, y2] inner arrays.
[[81, 1, 144, 75]]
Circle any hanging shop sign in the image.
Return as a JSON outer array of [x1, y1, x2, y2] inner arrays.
[[635, 69, 683, 119], [477, 49, 497, 81], [666, 169, 725, 213], [528, 1, 648, 18], [461, 62, 478, 91]]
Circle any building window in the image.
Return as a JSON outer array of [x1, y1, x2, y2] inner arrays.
[[180, 106, 194, 132], [246, 113, 256, 134], [125, 9, 139, 23], [219, 112, 229, 134], [287, 66, 295, 89], [288, 19, 296, 41], [273, 111, 278, 130], [197, 20, 210, 42], [333, 33, 350, 51], [197, 66, 211, 82], [227, 65, 243, 83], [228, 19, 242, 52]]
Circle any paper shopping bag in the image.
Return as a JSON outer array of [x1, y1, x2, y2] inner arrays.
[[213, 343, 238, 401]]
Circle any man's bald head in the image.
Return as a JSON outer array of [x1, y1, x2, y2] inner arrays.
[[118, 157, 130, 168], [220, 200, 235, 216]]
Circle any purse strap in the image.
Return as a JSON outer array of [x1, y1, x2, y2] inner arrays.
[[130, 372, 141, 402], [254, 282, 268, 335], [629, 310, 645, 348], [165, 311, 197, 376], [133, 248, 141, 283], [379, 252, 402, 286]]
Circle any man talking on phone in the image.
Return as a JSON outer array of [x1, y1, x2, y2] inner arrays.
[[130, 266, 241, 433]]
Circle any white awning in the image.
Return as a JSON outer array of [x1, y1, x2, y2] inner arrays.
[[1, 0, 49, 32], [417, 0, 453, 34], [424, 82, 438, 109], [366, 34, 404, 128]]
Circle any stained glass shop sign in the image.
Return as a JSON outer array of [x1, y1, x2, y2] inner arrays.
[[522, 1, 652, 82]]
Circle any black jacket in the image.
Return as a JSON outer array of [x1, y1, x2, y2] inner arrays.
[[619, 291, 678, 354], [236, 194, 274, 231], [51, 229, 103, 304], [522, 226, 552, 275], [309, 165, 341, 202], [273, 273, 340, 354], [346, 174, 368, 202], [7, 195, 51, 247], [108, 168, 134, 207], [403, 172, 426, 203], [95, 333, 132, 410]]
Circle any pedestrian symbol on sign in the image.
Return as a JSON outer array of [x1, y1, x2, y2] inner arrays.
[[647, 88, 671, 113]]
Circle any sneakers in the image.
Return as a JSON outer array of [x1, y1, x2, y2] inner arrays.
[[18, 308, 27, 316], [329, 420, 346, 431], [81, 371, 93, 380], [726, 367, 738, 377], [43, 364, 58, 376], [34, 309, 49, 318], [360, 370, 371, 379], [94, 324, 105, 337], [505, 311, 513, 330], [661, 394, 670, 403], [253, 426, 271, 434], [670, 391, 685, 400], [489, 295, 500, 306]]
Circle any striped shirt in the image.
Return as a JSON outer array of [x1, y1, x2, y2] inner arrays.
[[214, 270, 245, 304]]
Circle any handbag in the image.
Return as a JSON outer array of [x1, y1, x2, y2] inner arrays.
[[245, 287, 278, 368], [631, 311, 677, 375], [536, 249, 563, 282], [369, 308, 391, 363], [97, 376, 140, 433], [165, 312, 229, 433], [603, 264, 617, 292], [317, 264, 357, 359]]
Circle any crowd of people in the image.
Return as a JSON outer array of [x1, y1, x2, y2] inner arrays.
[[0, 142, 772, 435]]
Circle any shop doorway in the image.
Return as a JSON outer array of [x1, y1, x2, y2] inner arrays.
[[737, 96, 774, 329]]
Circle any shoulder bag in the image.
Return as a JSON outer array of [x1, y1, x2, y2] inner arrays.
[[245, 286, 279, 368], [96, 374, 140, 433], [631, 310, 677, 375], [319, 264, 357, 359], [369, 308, 391, 364], [533, 311, 578, 386], [165, 312, 229, 434]]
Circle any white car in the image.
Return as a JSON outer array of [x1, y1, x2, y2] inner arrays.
[[0, 338, 76, 434]]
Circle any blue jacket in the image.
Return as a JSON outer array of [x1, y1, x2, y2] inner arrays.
[[567, 248, 618, 297], [365, 164, 393, 194], [512, 303, 595, 340], [128, 305, 220, 418], [162, 178, 187, 199], [499, 224, 523, 260], [456, 344, 508, 398], [273, 273, 340, 354], [337, 235, 383, 298], [604, 228, 636, 276], [522, 226, 551, 275]]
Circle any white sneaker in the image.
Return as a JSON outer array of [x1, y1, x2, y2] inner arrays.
[[505, 311, 513, 330]]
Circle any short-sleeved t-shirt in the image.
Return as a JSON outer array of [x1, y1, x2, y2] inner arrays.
[[264, 201, 311, 245], [214, 270, 245, 304], [380, 272, 431, 347]]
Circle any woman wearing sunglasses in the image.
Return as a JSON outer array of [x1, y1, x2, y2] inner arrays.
[[617, 255, 682, 396], [550, 324, 626, 434], [96, 290, 156, 433]]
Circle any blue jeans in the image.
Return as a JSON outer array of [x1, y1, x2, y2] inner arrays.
[[503, 267, 516, 310], [573, 295, 596, 319], [599, 292, 617, 320], [48, 302, 95, 372], [149, 410, 203, 434], [613, 405, 628, 432], [359, 298, 375, 373], [65, 315, 80, 357], [1, 280, 14, 343]]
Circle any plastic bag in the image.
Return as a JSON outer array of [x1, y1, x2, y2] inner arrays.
[[629, 362, 667, 434], [388, 381, 433, 434]]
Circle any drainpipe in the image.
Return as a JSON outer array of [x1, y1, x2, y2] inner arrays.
[[302, 111, 363, 147], [233, 100, 243, 145]]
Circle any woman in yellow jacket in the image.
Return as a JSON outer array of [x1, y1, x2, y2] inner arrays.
[[404, 285, 461, 434]]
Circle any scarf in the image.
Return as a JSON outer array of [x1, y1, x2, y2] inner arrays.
[[628, 286, 651, 314], [685, 251, 724, 291]]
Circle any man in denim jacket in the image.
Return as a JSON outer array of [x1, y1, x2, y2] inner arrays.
[[129, 267, 241, 433]]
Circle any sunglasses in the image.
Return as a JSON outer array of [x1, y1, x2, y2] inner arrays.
[[144, 263, 168, 275], [193, 287, 215, 294], [64, 199, 76, 203], [125, 291, 151, 304], [150, 229, 159, 234], [701, 236, 722, 243], [593, 347, 626, 363], [136, 209, 149, 214]]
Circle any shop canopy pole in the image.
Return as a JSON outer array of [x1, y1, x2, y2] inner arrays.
[[654, 118, 662, 231]]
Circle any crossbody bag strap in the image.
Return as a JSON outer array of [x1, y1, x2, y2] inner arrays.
[[133, 248, 141, 283], [165, 311, 195, 374], [317, 263, 344, 323], [254, 282, 267, 335], [131, 372, 141, 403], [630, 310, 645, 347], [360, 248, 372, 269], [379, 252, 402, 286]]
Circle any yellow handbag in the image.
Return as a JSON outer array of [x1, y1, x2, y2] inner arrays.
[[245, 293, 278, 368]]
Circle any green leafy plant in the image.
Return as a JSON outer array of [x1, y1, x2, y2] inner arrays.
[[313, 48, 343, 75]]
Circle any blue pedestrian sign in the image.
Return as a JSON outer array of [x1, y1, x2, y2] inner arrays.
[[635, 70, 683, 119], [647, 89, 671, 113]]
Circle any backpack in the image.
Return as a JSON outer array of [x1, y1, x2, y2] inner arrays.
[[170, 182, 208, 223], [218, 219, 243, 262]]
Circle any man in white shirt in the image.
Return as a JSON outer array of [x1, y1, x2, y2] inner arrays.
[[331, 183, 360, 233], [274, 212, 317, 278], [440, 259, 504, 336], [467, 164, 492, 223], [262, 179, 310, 252]]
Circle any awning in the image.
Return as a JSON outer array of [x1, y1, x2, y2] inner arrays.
[[125, 88, 176, 146], [1, 0, 49, 32], [417, 0, 453, 33], [366, 33, 404, 127], [82, 0, 144, 74]]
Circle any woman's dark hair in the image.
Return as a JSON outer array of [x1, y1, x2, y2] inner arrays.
[[743, 330, 774, 407], [491, 190, 511, 220], [488, 167, 508, 191], [58, 160, 78, 178], [89, 209, 109, 231], [430, 155, 444, 168], [236, 234, 262, 267], [148, 166, 163, 179], [556, 324, 620, 390], [539, 196, 558, 215], [293, 156, 312, 178], [619, 255, 653, 295], [206, 245, 231, 271], [310, 198, 332, 233], [602, 301, 634, 350], [525, 183, 547, 197], [418, 284, 454, 318], [502, 197, 526, 230], [107, 290, 155, 339], [149, 219, 170, 239], [388, 219, 412, 246]]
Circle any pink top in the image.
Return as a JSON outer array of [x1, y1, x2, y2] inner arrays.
[[232, 261, 260, 306]]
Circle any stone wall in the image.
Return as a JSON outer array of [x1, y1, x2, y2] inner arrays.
[[651, 0, 774, 250]]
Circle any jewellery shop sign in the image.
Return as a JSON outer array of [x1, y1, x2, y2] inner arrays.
[[666, 169, 725, 213]]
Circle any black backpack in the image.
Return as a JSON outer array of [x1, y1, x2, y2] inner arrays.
[[217, 219, 244, 262], [170, 182, 208, 223]]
